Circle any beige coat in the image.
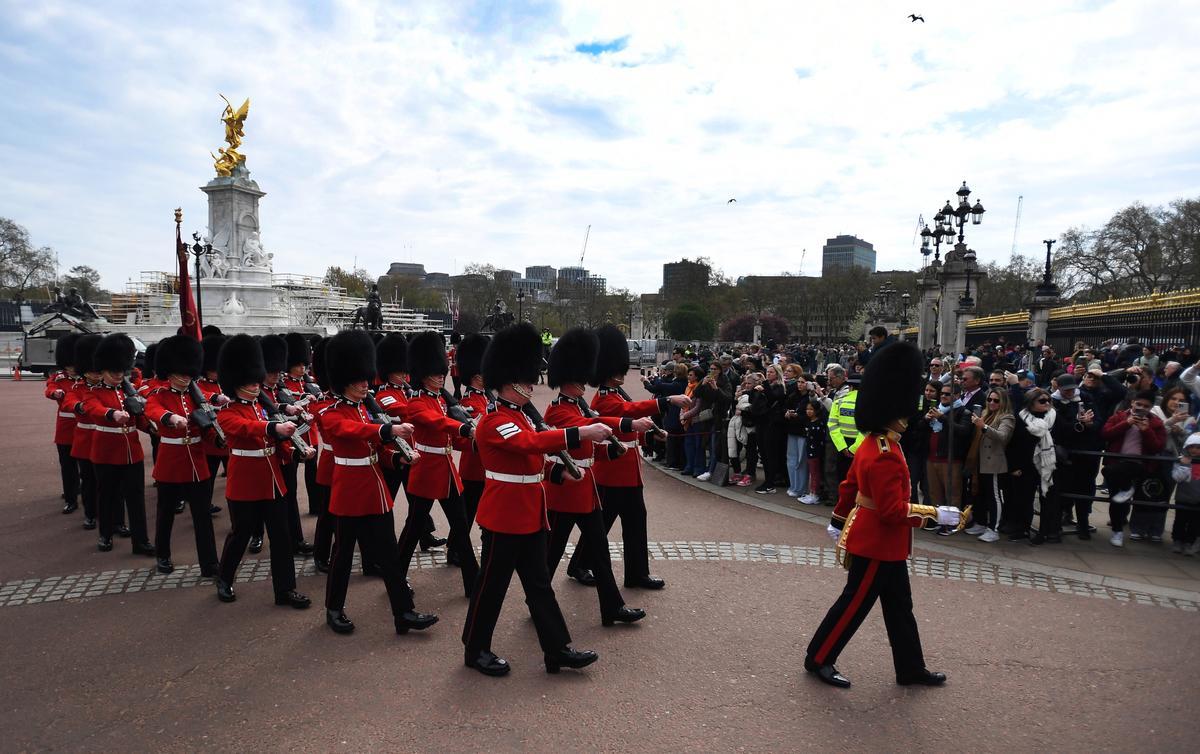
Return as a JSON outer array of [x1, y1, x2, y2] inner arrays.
[[977, 413, 1015, 474]]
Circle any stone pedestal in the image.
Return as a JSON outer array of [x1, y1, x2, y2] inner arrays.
[[916, 271, 941, 351], [1026, 286, 1060, 346], [954, 305, 976, 357]]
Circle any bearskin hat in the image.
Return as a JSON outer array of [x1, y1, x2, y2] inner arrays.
[[855, 340, 924, 434], [143, 342, 160, 379], [407, 331, 448, 385], [482, 322, 543, 391], [285, 332, 311, 368], [456, 333, 490, 382], [311, 336, 330, 391], [201, 325, 223, 337], [548, 327, 599, 389], [155, 335, 203, 379], [590, 324, 630, 387], [73, 333, 103, 374], [259, 334, 288, 373], [94, 333, 136, 374], [55, 333, 79, 370], [201, 335, 225, 376], [325, 330, 376, 394], [376, 332, 408, 379], [218, 334, 266, 398]]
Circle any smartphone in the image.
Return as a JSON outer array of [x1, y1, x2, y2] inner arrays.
[[1179, 401, 1190, 415], [1132, 407, 1149, 418]]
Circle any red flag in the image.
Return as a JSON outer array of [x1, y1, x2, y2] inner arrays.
[[176, 221, 202, 340]]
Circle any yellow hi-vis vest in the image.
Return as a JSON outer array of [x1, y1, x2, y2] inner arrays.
[[828, 388, 863, 453]]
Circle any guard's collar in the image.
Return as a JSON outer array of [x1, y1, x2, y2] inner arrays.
[[497, 397, 522, 411]]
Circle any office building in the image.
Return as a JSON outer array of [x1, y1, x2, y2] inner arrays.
[[821, 235, 876, 275]]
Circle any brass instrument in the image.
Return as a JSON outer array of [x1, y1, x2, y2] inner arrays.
[[363, 393, 417, 464]]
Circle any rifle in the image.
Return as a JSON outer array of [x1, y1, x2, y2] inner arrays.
[[521, 402, 583, 480], [572, 396, 627, 457], [257, 390, 314, 456], [187, 380, 226, 447], [614, 385, 668, 440], [441, 388, 483, 430], [301, 375, 324, 400], [362, 393, 417, 464], [120, 377, 146, 416]]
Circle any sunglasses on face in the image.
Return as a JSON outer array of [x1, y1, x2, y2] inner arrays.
[[987, 397, 1001, 404], [1034, 398, 1050, 404]]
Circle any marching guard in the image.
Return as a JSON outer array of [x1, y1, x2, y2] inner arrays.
[[543, 328, 650, 626], [197, 334, 229, 515], [805, 341, 961, 689], [283, 333, 321, 517], [453, 333, 491, 535], [461, 323, 610, 676], [309, 337, 338, 573], [46, 333, 81, 514], [144, 335, 220, 576], [319, 330, 438, 636], [396, 331, 479, 597], [566, 324, 689, 588], [81, 333, 155, 556], [67, 333, 103, 530], [213, 334, 311, 609], [256, 334, 315, 556]]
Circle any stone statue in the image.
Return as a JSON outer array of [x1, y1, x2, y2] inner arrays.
[[350, 284, 384, 330], [482, 298, 515, 332], [222, 291, 246, 316], [61, 287, 99, 319], [47, 286, 68, 314], [212, 94, 250, 177], [241, 232, 272, 269]]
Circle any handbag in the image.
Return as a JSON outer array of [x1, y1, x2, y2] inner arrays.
[[709, 461, 730, 486], [697, 408, 714, 423]]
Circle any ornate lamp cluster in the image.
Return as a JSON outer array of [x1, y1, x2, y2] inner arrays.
[[919, 181, 985, 267]]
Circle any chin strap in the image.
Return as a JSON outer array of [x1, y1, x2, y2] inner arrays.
[[512, 383, 533, 400]]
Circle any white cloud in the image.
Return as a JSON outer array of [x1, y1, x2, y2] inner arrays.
[[0, 0, 1197, 300]]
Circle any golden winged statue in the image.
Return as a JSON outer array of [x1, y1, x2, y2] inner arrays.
[[212, 94, 250, 177]]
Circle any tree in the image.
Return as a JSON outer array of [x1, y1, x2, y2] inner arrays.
[[976, 254, 1043, 316], [666, 303, 715, 340], [376, 274, 443, 309], [324, 266, 372, 298], [0, 218, 56, 302], [718, 313, 790, 343], [61, 265, 109, 303]]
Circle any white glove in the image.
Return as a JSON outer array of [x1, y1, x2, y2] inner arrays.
[[936, 506, 961, 527], [826, 523, 840, 544]]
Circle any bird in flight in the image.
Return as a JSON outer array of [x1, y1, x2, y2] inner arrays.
[[727, 198, 737, 204], [908, 14, 924, 22]]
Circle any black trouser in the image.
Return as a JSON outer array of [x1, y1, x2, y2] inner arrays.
[[55, 444, 80, 505], [311, 481, 333, 564], [975, 472, 1007, 530], [567, 485, 650, 585], [547, 508, 624, 620], [203, 455, 223, 508], [1173, 502, 1200, 544], [325, 513, 414, 615], [908, 450, 930, 504], [219, 498, 296, 594], [95, 462, 147, 542], [1044, 459, 1096, 536], [462, 528, 571, 658], [255, 457, 305, 544], [665, 433, 685, 469], [1102, 460, 1143, 532], [462, 480, 484, 530], [383, 466, 437, 540], [1003, 469, 1038, 534], [303, 456, 318, 516], [744, 431, 761, 480], [759, 424, 781, 486], [398, 490, 478, 596], [806, 557, 926, 679], [77, 458, 97, 520], [835, 451, 854, 490], [150, 433, 160, 463], [155, 480, 218, 568]]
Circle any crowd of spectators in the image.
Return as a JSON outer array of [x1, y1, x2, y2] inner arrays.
[[639, 332, 1200, 556]]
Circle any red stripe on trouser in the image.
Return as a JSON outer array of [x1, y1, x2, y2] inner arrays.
[[462, 533, 495, 649], [814, 558, 880, 664]]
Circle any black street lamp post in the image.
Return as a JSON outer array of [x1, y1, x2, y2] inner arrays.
[[517, 290, 526, 323], [188, 232, 215, 326], [1035, 239, 1059, 297]]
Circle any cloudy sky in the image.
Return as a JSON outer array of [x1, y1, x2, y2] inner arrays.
[[2, 0, 1198, 296]]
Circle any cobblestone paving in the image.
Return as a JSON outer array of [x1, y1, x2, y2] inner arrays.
[[2, 542, 1197, 611]]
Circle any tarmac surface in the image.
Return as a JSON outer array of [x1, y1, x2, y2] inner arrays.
[[1, 375, 1197, 752]]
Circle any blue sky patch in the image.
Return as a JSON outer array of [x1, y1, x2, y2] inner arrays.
[[575, 35, 629, 55]]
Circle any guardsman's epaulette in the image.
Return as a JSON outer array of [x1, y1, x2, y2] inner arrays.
[[876, 434, 890, 453]]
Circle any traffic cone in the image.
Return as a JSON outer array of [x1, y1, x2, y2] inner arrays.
[[11, 365, 22, 381]]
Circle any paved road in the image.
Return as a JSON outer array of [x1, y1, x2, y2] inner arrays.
[[1, 378, 1196, 752]]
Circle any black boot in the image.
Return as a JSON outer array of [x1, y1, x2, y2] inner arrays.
[[465, 650, 509, 676], [156, 558, 174, 574], [395, 610, 438, 634], [216, 580, 236, 602], [602, 606, 646, 626], [274, 590, 312, 609], [326, 609, 355, 634], [544, 646, 598, 674], [248, 536, 263, 554]]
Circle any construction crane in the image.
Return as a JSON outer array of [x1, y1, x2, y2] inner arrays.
[[798, 247, 806, 275], [1011, 195, 1023, 256], [579, 224, 591, 266]]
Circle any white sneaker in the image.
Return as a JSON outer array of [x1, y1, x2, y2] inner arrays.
[[1110, 531, 1125, 548], [695, 472, 711, 482], [1186, 540, 1200, 556], [800, 494, 819, 505], [1110, 488, 1134, 504], [964, 524, 987, 536], [978, 529, 1000, 543]]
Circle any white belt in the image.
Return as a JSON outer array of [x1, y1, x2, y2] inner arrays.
[[415, 443, 450, 455], [620, 440, 639, 449], [94, 425, 135, 434], [231, 447, 275, 457], [334, 454, 378, 467], [77, 423, 95, 430], [160, 436, 200, 446], [552, 456, 593, 468], [58, 411, 76, 419], [319, 442, 333, 452], [485, 470, 544, 484]]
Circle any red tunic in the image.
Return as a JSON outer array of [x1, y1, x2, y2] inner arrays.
[[589, 387, 666, 488], [309, 396, 337, 486], [45, 371, 78, 445], [543, 396, 630, 514], [831, 431, 924, 562], [457, 387, 490, 483], [82, 383, 146, 466], [474, 400, 578, 534], [375, 383, 410, 420], [220, 399, 287, 502], [405, 389, 470, 500], [145, 387, 211, 483], [69, 379, 100, 461], [320, 400, 394, 516], [196, 377, 228, 458]]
